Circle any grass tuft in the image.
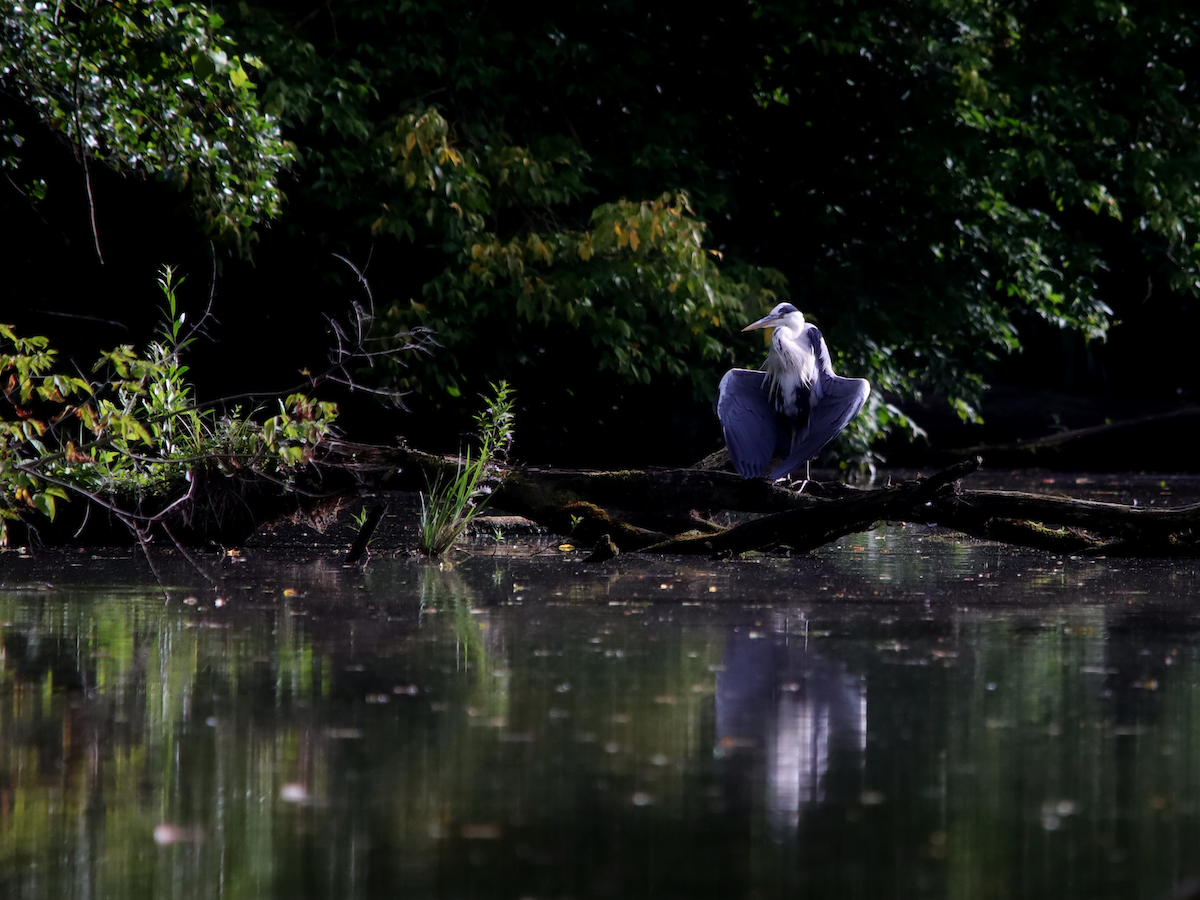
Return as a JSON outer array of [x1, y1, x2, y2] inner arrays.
[[418, 381, 515, 555]]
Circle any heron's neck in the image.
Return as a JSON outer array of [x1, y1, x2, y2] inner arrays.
[[764, 322, 816, 416]]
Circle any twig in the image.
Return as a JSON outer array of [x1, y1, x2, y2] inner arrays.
[[175, 243, 221, 347], [160, 521, 217, 585], [70, 3, 103, 264], [72, 499, 92, 539], [130, 522, 171, 602]]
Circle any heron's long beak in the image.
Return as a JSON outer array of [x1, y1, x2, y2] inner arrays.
[[742, 313, 779, 332]]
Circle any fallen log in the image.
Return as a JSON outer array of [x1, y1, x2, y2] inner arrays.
[[644, 457, 979, 555], [319, 440, 823, 549], [925, 488, 1200, 557], [317, 441, 1200, 558]]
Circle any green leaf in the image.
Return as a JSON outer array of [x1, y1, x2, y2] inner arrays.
[[31, 492, 56, 520]]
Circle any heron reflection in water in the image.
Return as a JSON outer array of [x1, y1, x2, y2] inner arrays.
[[716, 627, 867, 834], [717, 303, 870, 481]]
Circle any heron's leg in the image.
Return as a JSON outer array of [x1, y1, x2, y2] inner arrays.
[[791, 460, 812, 495]]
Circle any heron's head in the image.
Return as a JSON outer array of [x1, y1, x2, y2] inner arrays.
[[742, 302, 804, 332]]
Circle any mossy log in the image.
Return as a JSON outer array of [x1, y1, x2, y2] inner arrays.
[[318, 441, 1200, 558]]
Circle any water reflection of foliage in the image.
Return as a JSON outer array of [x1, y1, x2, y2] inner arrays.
[[418, 564, 509, 722], [0, 586, 313, 898], [8, 562, 1200, 898]]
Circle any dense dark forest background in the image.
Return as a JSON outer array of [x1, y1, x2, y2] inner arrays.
[[4, 0, 1199, 468]]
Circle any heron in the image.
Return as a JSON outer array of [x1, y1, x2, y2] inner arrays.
[[717, 303, 870, 481]]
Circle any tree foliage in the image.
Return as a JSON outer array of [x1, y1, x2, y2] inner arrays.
[[1, 0, 292, 252], [382, 108, 755, 395], [209, 6, 779, 411], [6, 0, 1200, 466], [0, 268, 337, 546]]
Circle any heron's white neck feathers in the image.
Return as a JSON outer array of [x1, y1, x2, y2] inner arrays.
[[763, 313, 816, 417]]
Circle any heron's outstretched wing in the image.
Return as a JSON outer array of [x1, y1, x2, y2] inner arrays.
[[717, 368, 778, 478], [767, 329, 870, 480], [767, 375, 869, 479]]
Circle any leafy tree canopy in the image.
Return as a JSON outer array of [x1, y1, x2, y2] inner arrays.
[[1, 0, 293, 254], [5, 0, 1200, 464]]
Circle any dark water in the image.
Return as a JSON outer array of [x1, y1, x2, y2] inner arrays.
[[1, 508, 1200, 898]]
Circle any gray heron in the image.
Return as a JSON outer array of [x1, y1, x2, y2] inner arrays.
[[717, 303, 870, 480]]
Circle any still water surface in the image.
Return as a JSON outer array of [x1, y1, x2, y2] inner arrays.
[[1, 515, 1199, 899]]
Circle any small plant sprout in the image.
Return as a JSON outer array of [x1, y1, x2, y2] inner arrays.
[[418, 381, 515, 556]]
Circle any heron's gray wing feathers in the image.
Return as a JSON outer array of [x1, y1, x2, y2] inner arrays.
[[717, 369, 777, 477], [767, 329, 869, 480], [768, 372, 870, 479]]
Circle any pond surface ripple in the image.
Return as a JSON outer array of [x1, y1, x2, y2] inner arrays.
[[1, 487, 1199, 899]]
